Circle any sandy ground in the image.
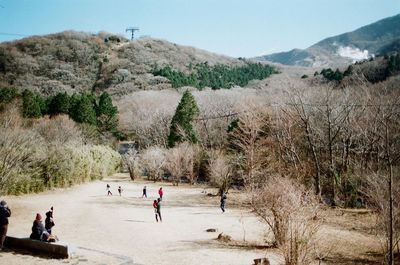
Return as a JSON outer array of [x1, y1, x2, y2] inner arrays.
[[0, 174, 280, 265]]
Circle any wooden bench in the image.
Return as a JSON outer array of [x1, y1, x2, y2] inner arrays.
[[4, 236, 70, 259]]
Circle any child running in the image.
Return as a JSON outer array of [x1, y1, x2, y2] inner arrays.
[[106, 184, 112, 196]]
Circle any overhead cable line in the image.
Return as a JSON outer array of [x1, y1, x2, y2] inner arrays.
[[0, 32, 27, 37]]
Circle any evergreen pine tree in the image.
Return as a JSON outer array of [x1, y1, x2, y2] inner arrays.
[[168, 91, 199, 147], [96, 92, 118, 132], [72, 94, 97, 125], [22, 90, 42, 118], [48, 92, 70, 115]]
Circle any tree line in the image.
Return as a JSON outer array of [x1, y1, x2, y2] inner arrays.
[[316, 53, 400, 83], [152, 62, 277, 89], [0, 88, 120, 137]]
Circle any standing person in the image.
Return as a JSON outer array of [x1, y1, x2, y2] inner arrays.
[[118, 186, 123, 196], [156, 198, 162, 222], [142, 186, 147, 198], [30, 213, 49, 241], [0, 200, 11, 250], [158, 187, 163, 201], [152, 200, 159, 222], [45, 207, 55, 234], [220, 192, 227, 213], [106, 184, 112, 196]]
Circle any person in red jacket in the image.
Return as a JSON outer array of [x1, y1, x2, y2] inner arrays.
[[158, 187, 163, 201], [152, 200, 159, 222]]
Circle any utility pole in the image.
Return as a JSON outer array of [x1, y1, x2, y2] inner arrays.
[[126, 27, 139, 40]]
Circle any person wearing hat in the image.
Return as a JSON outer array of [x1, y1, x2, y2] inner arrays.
[[0, 200, 11, 250], [30, 213, 49, 241]]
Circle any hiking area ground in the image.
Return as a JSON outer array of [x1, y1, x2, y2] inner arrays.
[[0, 173, 388, 265]]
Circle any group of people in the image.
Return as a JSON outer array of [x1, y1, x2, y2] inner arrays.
[[0, 201, 57, 251], [152, 187, 164, 222], [0, 185, 226, 250], [106, 184, 123, 196], [106, 184, 165, 223], [30, 207, 56, 242]]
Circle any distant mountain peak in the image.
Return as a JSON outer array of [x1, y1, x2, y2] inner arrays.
[[257, 13, 400, 67]]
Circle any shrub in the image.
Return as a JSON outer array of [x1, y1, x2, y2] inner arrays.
[[208, 150, 233, 194], [0, 87, 18, 104], [0, 108, 121, 194], [251, 176, 321, 265], [164, 142, 195, 186], [140, 146, 166, 181]]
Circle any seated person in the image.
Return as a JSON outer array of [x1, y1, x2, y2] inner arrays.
[[30, 213, 49, 241]]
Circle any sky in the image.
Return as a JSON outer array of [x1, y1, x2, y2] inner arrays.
[[1, 0, 399, 57]]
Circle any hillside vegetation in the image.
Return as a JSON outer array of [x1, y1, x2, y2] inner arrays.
[[0, 31, 273, 97], [0, 104, 121, 195]]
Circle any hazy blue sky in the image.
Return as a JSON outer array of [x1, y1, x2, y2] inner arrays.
[[1, 0, 399, 57]]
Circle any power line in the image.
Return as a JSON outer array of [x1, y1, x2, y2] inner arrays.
[[0, 32, 27, 37], [194, 102, 400, 121]]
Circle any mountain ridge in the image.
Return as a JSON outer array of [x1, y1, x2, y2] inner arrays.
[[256, 14, 400, 67], [0, 31, 245, 97]]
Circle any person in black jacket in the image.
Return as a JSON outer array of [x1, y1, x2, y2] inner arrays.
[[220, 192, 227, 213], [0, 200, 11, 250], [30, 213, 49, 241], [45, 208, 55, 234]]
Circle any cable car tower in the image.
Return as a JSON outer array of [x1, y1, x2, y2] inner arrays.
[[126, 27, 139, 40]]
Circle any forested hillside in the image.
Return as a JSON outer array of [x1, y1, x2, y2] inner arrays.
[[0, 31, 275, 97]]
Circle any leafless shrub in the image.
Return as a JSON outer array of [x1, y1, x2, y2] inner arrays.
[[164, 142, 194, 185], [117, 90, 180, 147], [251, 176, 321, 265], [140, 146, 166, 181], [208, 150, 233, 194], [0, 107, 45, 192], [33, 114, 82, 145], [122, 148, 140, 180]]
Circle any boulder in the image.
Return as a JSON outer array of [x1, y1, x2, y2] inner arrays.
[[217, 232, 232, 242]]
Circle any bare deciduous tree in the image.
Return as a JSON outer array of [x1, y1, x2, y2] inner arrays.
[[122, 148, 140, 180], [250, 176, 321, 265], [208, 150, 233, 194], [229, 105, 271, 186], [363, 90, 400, 265]]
